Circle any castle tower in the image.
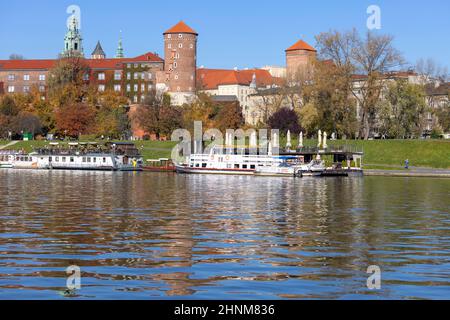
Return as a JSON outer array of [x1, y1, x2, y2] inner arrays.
[[116, 31, 124, 58], [162, 21, 197, 105], [91, 41, 106, 59], [62, 15, 84, 57], [285, 39, 317, 82]]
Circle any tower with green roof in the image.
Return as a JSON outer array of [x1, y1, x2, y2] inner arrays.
[[61, 15, 84, 58]]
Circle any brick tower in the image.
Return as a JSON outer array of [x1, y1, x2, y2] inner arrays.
[[285, 39, 317, 82], [162, 21, 198, 105]]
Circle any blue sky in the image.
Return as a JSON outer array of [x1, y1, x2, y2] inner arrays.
[[1, 0, 449, 70]]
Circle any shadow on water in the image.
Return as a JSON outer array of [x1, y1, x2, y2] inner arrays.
[[0, 170, 449, 299]]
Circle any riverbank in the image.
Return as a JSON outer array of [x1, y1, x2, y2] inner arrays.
[[365, 168, 450, 178], [3, 139, 449, 172]]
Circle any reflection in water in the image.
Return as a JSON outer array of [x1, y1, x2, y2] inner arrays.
[[0, 170, 449, 299]]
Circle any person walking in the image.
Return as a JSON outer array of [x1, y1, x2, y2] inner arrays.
[[405, 159, 410, 170]]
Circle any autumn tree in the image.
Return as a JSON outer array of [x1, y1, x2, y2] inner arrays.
[[93, 91, 130, 139], [215, 102, 245, 132], [55, 102, 95, 137], [182, 93, 219, 133], [136, 91, 183, 139]]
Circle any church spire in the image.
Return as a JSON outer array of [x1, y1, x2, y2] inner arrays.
[[116, 31, 124, 58], [61, 15, 84, 58]]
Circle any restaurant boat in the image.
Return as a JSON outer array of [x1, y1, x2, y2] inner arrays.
[[0, 142, 143, 171], [143, 158, 176, 172], [175, 145, 302, 176]]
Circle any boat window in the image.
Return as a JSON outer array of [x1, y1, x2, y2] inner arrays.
[[202, 163, 207, 168], [103, 158, 106, 163], [93, 158, 97, 163], [87, 157, 91, 163], [49, 157, 52, 162], [70, 157, 74, 162], [55, 157, 59, 162], [250, 165, 256, 169], [234, 164, 239, 169], [195, 164, 200, 168], [82, 157, 86, 163], [243, 165, 248, 169], [62, 157, 66, 162]]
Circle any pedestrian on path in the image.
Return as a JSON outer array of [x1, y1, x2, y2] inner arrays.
[[405, 159, 409, 170]]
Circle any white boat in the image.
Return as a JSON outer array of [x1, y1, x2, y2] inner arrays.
[[176, 146, 299, 176], [0, 142, 143, 171], [296, 159, 326, 177]]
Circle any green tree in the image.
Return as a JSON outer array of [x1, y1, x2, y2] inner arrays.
[[378, 81, 428, 138]]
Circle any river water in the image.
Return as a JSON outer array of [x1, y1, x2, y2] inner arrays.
[[0, 170, 448, 299]]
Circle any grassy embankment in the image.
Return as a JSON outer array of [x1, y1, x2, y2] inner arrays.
[[3, 139, 450, 169]]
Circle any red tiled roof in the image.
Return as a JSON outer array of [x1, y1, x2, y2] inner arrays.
[[0, 52, 163, 71], [286, 39, 316, 52], [164, 21, 198, 35], [0, 59, 56, 70], [197, 68, 280, 90]]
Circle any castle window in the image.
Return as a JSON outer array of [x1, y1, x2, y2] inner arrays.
[[133, 95, 138, 103], [23, 86, 30, 93], [39, 74, 46, 81], [178, 34, 183, 38], [168, 44, 172, 49], [8, 74, 15, 81], [39, 85, 45, 92], [83, 74, 89, 81], [74, 43, 78, 50], [190, 44, 194, 49], [134, 73, 139, 80], [175, 53, 180, 59], [114, 72, 121, 80], [173, 62, 177, 69], [8, 86, 15, 93], [114, 84, 121, 92], [148, 73, 152, 80], [127, 64, 131, 68], [178, 43, 183, 49], [148, 84, 153, 91], [98, 84, 105, 92], [141, 95, 145, 101], [168, 34, 171, 39], [126, 84, 131, 92], [134, 64, 138, 68], [98, 73, 105, 80], [134, 84, 138, 92], [127, 72, 131, 80], [141, 84, 145, 92], [174, 75, 179, 80], [23, 74, 30, 81], [141, 73, 145, 80]]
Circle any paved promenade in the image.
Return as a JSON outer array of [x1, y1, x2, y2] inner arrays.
[[366, 166, 450, 178]]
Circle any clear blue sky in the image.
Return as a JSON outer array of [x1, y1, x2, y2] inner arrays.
[[1, 0, 449, 70]]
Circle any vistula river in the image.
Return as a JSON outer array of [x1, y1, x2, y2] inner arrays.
[[0, 170, 449, 299]]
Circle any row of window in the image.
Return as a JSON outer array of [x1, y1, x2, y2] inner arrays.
[[8, 74, 46, 81], [48, 156, 108, 163], [167, 34, 185, 39], [167, 43, 194, 49], [190, 163, 257, 169], [7, 85, 45, 93], [97, 84, 154, 93], [126, 63, 153, 69]]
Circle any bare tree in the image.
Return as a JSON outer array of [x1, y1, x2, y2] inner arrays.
[[416, 58, 449, 82], [9, 54, 24, 60], [315, 30, 404, 139]]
